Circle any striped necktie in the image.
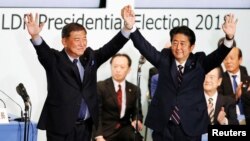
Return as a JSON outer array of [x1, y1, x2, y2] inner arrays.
[[170, 65, 184, 125], [208, 98, 215, 125], [177, 65, 184, 87]]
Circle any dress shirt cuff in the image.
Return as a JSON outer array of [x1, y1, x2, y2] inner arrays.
[[121, 25, 136, 39], [95, 135, 104, 140], [223, 38, 234, 48], [31, 36, 43, 46]]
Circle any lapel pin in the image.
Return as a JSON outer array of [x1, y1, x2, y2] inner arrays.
[[129, 89, 132, 92]]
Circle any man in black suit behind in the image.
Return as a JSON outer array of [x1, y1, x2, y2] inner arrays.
[[95, 53, 143, 141], [121, 5, 237, 141], [24, 12, 132, 141], [204, 67, 238, 125]]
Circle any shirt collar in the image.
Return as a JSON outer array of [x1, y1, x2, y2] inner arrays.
[[112, 79, 125, 90], [65, 51, 79, 62], [204, 91, 218, 104], [175, 60, 187, 68], [228, 70, 240, 78]]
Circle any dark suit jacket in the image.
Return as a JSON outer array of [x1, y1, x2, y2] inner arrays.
[[241, 83, 250, 124], [219, 66, 250, 123], [95, 78, 143, 138], [220, 66, 249, 98], [213, 94, 239, 125], [130, 29, 232, 136], [33, 32, 128, 134]]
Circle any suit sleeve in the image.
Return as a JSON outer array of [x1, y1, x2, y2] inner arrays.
[[241, 76, 250, 108], [31, 38, 58, 71], [130, 29, 163, 68], [94, 82, 104, 137], [202, 44, 232, 74], [226, 96, 239, 125], [94, 31, 129, 68]]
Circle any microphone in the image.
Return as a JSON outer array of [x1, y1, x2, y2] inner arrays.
[[139, 55, 146, 65], [0, 89, 24, 121], [16, 83, 31, 106], [0, 98, 6, 108], [138, 55, 146, 73]]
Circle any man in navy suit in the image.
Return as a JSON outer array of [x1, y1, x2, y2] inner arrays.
[[24, 12, 132, 141], [121, 5, 237, 141], [95, 53, 143, 141], [150, 73, 159, 98]]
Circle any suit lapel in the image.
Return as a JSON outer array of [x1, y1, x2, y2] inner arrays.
[[79, 49, 91, 86], [170, 60, 178, 88], [57, 50, 81, 89], [106, 78, 120, 109], [224, 72, 234, 94], [214, 95, 224, 120], [184, 54, 196, 75], [125, 81, 134, 107], [171, 54, 196, 89]]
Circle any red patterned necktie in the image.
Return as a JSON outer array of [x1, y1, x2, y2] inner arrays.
[[117, 84, 122, 113]]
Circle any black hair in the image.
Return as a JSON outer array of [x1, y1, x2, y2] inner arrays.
[[61, 22, 87, 38], [110, 53, 132, 67], [170, 26, 196, 46]]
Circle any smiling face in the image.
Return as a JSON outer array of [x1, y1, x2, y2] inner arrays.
[[203, 68, 222, 95], [62, 30, 87, 59], [171, 33, 194, 64]]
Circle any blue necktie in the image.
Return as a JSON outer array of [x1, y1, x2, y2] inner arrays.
[[73, 59, 87, 119], [232, 75, 238, 94], [232, 75, 244, 115]]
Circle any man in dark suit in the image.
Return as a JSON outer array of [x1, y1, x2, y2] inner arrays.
[[95, 53, 143, 141], [204, 67, 238, 125], [150, 73, 159, 98], [148, 67, 158, 99], [220, 47, 250, 124], [24, 12, 132, 141], [121, 5, 237, 141]]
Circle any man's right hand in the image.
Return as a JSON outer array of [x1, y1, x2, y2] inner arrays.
[[121, 5, 135, 30], [24, 13, 45, 40], [222, 13, 237, 40]]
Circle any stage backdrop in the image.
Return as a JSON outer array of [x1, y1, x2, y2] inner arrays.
[[0, 1, 249, 141]]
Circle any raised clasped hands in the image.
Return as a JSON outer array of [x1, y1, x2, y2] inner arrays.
[[24, 13, 45, 39], [121, 5, 135, 30], [222, 13, 238, 39]]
